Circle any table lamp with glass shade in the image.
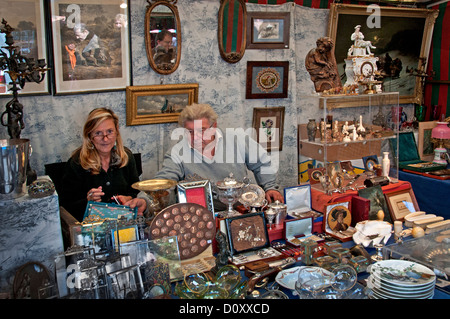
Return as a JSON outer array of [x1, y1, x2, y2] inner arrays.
[[431, 119, 450, 165]]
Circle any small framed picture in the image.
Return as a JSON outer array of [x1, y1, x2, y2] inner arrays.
[[323, 201, 355, 242], [177, 180, 214, 215], [246, 11, 290, 49], [252, 106, 285, 152], [418, 121, 437, 161], [384, 189, 420, 221], [362, 155, 379, 172], [246, 61, 289, 99]]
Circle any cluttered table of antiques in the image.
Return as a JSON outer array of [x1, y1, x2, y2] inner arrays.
[[17, 173, 447, 300]]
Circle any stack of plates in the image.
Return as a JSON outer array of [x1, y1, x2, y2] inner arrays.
[[367, 260, 436, 299]]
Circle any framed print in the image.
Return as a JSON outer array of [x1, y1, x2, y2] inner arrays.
[[385, 189, 419, 222], [246, 12, 290, 49], [418, 121, 437, 161], [126, 83, 199, 125], [252, 106, 285, 152], [49, 0, 131, 94], [246, 61, 289, 99], [358, 185, 392, 223], [327, 4, 438, 106], [0, 0, 50, 95], [323, 201, 355, 242], [177, 180, 214, 215]]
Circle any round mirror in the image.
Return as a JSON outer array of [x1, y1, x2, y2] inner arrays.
[[145, 0, 181, 74], [218, 0, 247, 64]]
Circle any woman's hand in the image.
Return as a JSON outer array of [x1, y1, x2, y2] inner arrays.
[[122, 197, 147, 216], [87, 186, 104, 202]]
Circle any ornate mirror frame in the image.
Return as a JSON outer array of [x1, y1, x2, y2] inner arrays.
[[218, 0, 247, 64], [145, 0, 181, 75]]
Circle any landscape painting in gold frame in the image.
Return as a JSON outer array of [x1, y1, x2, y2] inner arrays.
[[327, 4, 438, 107], [126, 83, 199, 125]]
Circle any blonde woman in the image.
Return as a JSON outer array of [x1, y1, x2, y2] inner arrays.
[[61, 108, 147, 221]]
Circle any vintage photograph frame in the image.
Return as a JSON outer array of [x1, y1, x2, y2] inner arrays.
[[252, 106, 285, 152], [126, 83, 199, 125], [0, 0, 50, 95], [177, 180, 214, 215], [323, 200, 354, 242], [246, 61, 289, 99], [246, 11, 290, 49], [327, 4, 438, 106], [418, 121, 437, 161], [49, 0, 131, 95], [385, 189, 419, 222]]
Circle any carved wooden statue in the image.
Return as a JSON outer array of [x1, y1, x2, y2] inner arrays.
[[305, 37, 342, 92]]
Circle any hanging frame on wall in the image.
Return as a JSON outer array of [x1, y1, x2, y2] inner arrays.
[[48, 0, 131, 95], [218, 0, 247, 64]]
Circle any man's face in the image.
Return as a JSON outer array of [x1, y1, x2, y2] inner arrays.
[[75, 29, 88, 41], [184, 118, 216, 153], [158, 34, 172, 51]]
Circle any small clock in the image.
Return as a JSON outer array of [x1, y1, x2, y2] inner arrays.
[[360, 61, 374, 78]]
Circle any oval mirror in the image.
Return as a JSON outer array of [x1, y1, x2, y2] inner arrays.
[[218, 0, 247, 64], [145, 0, 181, 74]]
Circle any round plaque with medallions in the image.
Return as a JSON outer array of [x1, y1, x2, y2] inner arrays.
[[149, 203, 215, 260]]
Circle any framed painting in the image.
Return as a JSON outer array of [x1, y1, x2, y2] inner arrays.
[[49, 0, 131, 95], [385, 189, 419, 222], [177, 180, 215, 215], [418, 121, 437, 161], [246, 11, 290, 49], [358, 185, 392, 223], [126, 83, 199, 125], [246, 61, 289, 99], [327, 4, 438, 105], [0, 0, 50, 95], [252, 106, 285, 152], [323, 200, 354, 242]]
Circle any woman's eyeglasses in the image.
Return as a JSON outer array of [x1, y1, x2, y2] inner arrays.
[[92, 129, 116, 140]]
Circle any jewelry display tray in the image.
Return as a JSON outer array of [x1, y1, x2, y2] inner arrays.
[[382, 230, 450, 278]]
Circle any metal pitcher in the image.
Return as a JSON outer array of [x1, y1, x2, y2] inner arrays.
[[0, 139, 30, 199]]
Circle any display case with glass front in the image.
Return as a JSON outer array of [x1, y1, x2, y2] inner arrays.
[[298, 92, 401, 195]]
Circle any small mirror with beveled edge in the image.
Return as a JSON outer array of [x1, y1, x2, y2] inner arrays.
[[145, 0, 181, 74]]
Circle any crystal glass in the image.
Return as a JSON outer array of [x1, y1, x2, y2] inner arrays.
[[330, 264, 357, 298], [296, 266, 333, 299]]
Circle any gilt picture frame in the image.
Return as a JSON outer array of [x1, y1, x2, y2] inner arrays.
[[126, 83, 199, 125], [327, 4, 438, 106], [252, 106, 285, 152], [246, 11, 290, 49], [49, 0, 131, 95], [246, 61, 289, 99]]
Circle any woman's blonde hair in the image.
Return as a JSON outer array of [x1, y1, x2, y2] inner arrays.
[[178, 103, 218, 127], [76, 108, 128, 174]]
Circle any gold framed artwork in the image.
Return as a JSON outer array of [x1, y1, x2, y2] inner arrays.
[[418, 121, 437, 161], [385, 189, 419, 221], [126, 83, 199, 125], [327, 4, 438, 106]]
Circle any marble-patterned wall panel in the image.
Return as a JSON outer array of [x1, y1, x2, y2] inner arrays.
[[0, 192, 64, 295]]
